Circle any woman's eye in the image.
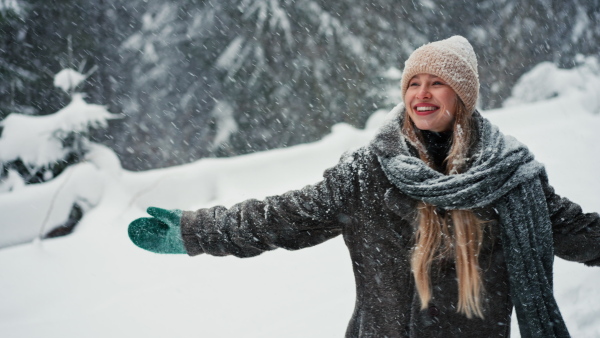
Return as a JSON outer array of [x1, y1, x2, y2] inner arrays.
[[409, 82, 419, 87], [433, 81, 445, 85]]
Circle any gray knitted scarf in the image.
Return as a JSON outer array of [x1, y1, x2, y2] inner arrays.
[[373, 105, 570, 338]]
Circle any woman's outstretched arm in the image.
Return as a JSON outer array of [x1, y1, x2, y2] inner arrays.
[[180, 151, 361, 258]]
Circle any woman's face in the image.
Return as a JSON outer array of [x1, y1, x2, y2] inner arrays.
[[405, 73, 458, 132]]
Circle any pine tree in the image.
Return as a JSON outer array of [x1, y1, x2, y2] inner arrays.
[[0, 67, 119, 188]]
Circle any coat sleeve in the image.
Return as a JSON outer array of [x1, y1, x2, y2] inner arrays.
[[545, 182, 600, 266], [179, 150, 361, 257]]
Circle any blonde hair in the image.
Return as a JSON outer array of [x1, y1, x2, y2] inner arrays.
[[402, 99, 485, 319]]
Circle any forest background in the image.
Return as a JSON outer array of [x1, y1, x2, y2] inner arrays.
[[2, 0, 599, 172]]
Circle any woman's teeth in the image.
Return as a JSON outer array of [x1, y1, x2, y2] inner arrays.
[[416, 106, 438, 112]]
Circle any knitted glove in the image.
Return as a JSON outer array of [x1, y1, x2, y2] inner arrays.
[[128, 207, 187, 254]]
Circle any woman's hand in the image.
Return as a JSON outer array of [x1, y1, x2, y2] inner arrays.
[[128, 207, 187, 254]]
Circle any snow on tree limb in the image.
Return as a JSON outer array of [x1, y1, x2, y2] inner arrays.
[[0, 93, 120, 167], [53, 69, 88, 93]]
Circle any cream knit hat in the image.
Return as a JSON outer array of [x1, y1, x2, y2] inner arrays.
[[400, 36, 479, 113]]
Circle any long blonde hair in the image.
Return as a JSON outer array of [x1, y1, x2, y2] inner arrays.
[[402, 98, 486, 319]]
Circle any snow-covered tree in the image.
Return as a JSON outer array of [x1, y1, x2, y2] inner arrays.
[[0, 68, 119, 189]]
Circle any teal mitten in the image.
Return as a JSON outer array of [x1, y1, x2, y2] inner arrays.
[[128, 207, 187, 254]]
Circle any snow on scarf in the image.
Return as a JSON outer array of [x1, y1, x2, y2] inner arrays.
[[372, 104, 570, 338]]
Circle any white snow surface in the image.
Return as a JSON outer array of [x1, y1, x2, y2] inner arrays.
[[1, 70, 600, 337], [503, 55, 600, 113]]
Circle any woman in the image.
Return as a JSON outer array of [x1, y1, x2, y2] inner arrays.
[[128, 36, 600, 337]]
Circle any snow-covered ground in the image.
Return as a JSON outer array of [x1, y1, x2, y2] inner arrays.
[[1, 60, 600, 337]]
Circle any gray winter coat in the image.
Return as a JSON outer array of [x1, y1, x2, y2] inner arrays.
[[180, 121, 600, 337]]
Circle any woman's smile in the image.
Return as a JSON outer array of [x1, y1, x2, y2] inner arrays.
[[413, 103, 441, 115]]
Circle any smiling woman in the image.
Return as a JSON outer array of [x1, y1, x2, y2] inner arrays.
[[127, 36, 600, 338]]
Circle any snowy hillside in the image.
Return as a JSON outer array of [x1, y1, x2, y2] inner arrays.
[[1, 61, 600, 337]]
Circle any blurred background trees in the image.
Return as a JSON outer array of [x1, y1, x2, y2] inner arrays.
[[1, 0, 599, 171]]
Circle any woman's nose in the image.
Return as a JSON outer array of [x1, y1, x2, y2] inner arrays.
[[416, 86, 431, 99]]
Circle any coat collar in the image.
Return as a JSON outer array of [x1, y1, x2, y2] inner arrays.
[[369, 103, 413, 160]]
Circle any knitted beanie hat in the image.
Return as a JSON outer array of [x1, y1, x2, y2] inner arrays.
[[401, 36, 479, 113]]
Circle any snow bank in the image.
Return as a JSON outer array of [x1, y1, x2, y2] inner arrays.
[[0, 162, 105, 248], [503, 55, 600, 114]]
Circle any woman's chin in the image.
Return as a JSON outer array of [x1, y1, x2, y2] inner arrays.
[[412, 116, 454, 132]]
